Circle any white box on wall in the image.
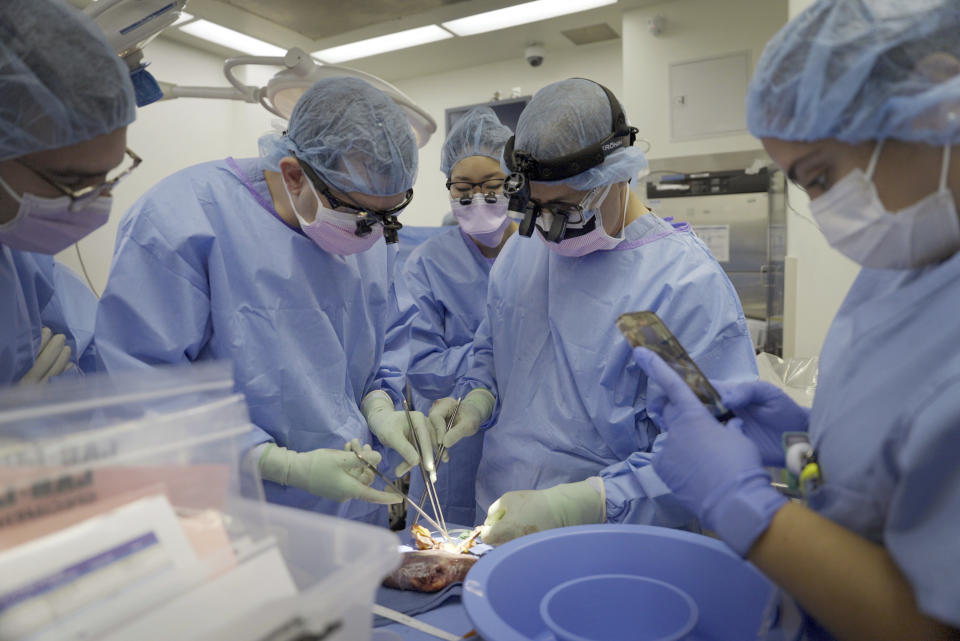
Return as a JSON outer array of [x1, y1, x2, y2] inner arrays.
[[669, 51, 750, 140]]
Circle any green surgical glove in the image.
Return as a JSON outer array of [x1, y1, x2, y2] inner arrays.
[[362, 391, 436, 478], [428, 388, 495, 452], [257, 442, 402, 504], [18, 327, 73, 384], [480, 478, 606, 546]]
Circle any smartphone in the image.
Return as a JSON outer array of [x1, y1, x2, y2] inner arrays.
[[616, 311, 735, 423]]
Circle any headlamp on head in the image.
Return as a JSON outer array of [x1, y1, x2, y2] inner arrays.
[[502, 79, 638, 241]]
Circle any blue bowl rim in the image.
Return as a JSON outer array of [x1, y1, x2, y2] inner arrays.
[[462, 524, 772, 641]]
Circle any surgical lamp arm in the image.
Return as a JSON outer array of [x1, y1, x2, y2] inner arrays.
[[157, 83, 256, 102], [157, 48, 314, 116]]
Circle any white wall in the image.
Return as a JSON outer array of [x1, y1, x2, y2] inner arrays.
[[394, 40, 623, 226], [56, 37, 277, 295], [620, 0, 787, 160]]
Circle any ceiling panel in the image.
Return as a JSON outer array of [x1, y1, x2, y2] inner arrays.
[[224, 0, 470, 40]]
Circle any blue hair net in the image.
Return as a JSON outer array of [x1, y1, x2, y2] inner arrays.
[[0, 0, 136, 161], [507, 78, 648, 191], [441, 106, 512, 177], [747, 0, 960, 145], [259, 77, 418, 196]]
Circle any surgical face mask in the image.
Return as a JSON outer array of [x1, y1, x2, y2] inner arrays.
[[0, 175, 112, 254], [451, 193, 510, 247], [283, 178, 383, 255], [809, 141, 960, 269], [538, 183, 627, 257]]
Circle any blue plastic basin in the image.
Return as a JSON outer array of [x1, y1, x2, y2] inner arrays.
[[540, 574, 698, 641], [462, 524, 777, 641]]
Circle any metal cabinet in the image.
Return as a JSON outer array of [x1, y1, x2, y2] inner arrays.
[[647, 168, 785, 355]]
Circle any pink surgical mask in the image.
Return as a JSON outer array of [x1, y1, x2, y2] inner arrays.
[[451, 193, 510, 247], [283, 178, 382, 255], [0, 175, 111, 254], [538, 184, 626, 257]]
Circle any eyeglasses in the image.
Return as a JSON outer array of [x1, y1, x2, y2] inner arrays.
[[298, 158, 413, 243], [446, 178, 506, 198], [17, 148, 141, 212], [511, 185, 606, 232]]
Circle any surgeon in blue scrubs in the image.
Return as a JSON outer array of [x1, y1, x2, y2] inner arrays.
[[402, 107, 516, 526], [428, 78, 759, 542], [96, 78, 439, 525], [634, 2, 960, 639], [0, 0, 137, 386]]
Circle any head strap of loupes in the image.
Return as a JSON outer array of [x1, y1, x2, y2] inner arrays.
[[502, 79, 639, 242]]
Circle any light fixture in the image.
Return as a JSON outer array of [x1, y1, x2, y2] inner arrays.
[[442, 0, 617, 36], [312, 25, 453, 63], [157, 48, 437, 147], [85, 0, 189, 61], [171, 11, 194, 27], [179, 19, 287, 57]]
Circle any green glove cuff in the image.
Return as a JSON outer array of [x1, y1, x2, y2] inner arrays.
[[361, 390, 394, 420], [464, 388, 496, 423], [545, 477, 606, 527], [258, 443, 292, 486]]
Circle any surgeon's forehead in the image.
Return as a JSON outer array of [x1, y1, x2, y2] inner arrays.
[[529, 181, 588, 203]]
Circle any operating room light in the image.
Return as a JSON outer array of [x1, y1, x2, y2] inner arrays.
[[312, 25, 453, 63], [179, 19, 287, 57], [442, 0, 618, 36]]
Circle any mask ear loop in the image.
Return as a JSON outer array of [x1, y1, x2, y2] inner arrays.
[[939, 144, 952, 192], [613, 183, 629, 241], [591, 183, 627, 242], [0, 174, 23, 205], [865, 139, 885, 181], [280, 174, 313, 229]]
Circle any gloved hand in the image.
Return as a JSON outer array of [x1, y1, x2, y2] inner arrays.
[[480, 478, 605, 546], [18, 327, 73, 384], [362, 391, 436, 478], [428, 388, 495, 452], [635, 347, 787, 557], [713, 380, 811, 466], [258, 442, 402, 504]]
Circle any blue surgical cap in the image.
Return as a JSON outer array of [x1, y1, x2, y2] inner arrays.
[[0, 0, 136, 161], [507, 78, 648, 191], [441, 107, 512, 177], [747, 0, 960, 145], [260, 77, 418, 196]]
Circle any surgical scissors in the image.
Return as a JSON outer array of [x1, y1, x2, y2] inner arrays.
[[347, 443, 446, 535], [405, 397, 450, 541], [413, 397, 462, 526]]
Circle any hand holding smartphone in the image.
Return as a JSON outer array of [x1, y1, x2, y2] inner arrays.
[[616, 311, 735, 423]]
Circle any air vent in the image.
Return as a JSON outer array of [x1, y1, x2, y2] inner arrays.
[[561, 22, 619, 45]]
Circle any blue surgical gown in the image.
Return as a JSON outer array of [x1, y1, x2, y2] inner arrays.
[[457, 213, 758, 526], [94, 157, 407, 525], [403, 225, 494, 526], [802, 249, 960, 631], [1, 246, 97, 384]]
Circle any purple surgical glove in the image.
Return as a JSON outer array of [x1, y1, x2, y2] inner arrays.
[[713, 380, 811, 467], [635, 347, 787, 557]]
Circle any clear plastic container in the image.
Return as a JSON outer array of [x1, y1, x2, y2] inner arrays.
[[0, 364, 400, 641]]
